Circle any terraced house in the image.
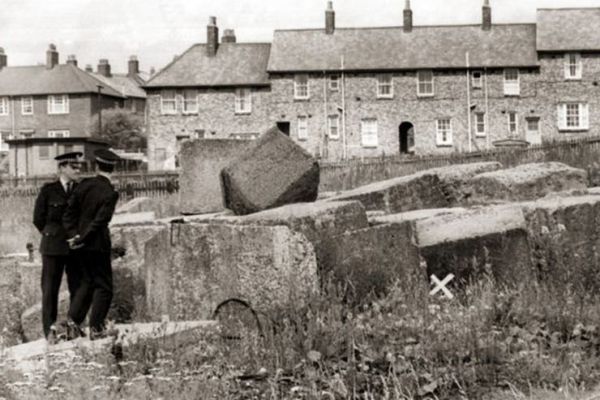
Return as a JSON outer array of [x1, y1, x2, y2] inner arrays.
[[145, 1, 600, 169]]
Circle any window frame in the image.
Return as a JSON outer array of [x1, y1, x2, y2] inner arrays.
[[234, 88, 252, 114], [0, 97, 8, 116], [327, 114, 340, 139], [297, 115, 309, 141], [503, 68, 520, 96], [160, 89, 178, 115], [48, 130, 70, 138], [360, 118, 378, 148], [417, 70, 434, 97], [294, 74, 310, 100], [329, 74, 340, 91], [475, 112, 486, 137], [557, 102, 589, 131], [376, 74, 393, 99], [47, 95, 69, 115], [564, 52, 582, 80], [21, 96, 33, 115], [507, 111, 518, 135], [182, 89, 198, 114], [436, 118, 453, 146]]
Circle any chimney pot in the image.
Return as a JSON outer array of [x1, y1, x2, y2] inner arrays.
[[207, 16, 219, 56], [0, 47, 6, 70], [66, 54, 78, 67], [325, 1, 335, 34], [403, 0, 413, 33], [85, 64, 93, 73], [46, 44, 59, 69], [222, 29, 237, 43], [128, 55, 140, 77], [482, 0, 492, 30], [97, 59, 111, 77]]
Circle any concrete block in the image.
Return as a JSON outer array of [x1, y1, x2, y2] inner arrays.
[[179, 139, 253, 214], [221, 127, 320, 215], [469, 162, 588, 203], [110, 211, 156, 226], [369, 207, 467, 225], [144, 222, 318, 321]]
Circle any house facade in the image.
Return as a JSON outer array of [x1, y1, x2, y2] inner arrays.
[[145, 2, 600, 169]]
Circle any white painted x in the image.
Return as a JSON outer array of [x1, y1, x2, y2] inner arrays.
[[429, 274, 455, 299]]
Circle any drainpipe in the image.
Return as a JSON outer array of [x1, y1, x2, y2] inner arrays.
[[10, 95, 15, 137], [322, 70, 327, 159], [484, 67, 490, 150], [466, 52, 472, 152], [341, 55, 347, 160]]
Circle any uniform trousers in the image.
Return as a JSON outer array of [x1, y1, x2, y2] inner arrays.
[[41, 254, 80, 337]]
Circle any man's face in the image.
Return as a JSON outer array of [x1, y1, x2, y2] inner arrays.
[[59, 162, 81, 181]]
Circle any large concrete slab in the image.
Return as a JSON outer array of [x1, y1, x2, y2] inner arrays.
[[327, 162, 502, 213], [468, 162, 588, 203], [221, 127, 320, 215], [415, 205, 534, 285], [179, 139, 253, 214], [144, 223, 318, 321]]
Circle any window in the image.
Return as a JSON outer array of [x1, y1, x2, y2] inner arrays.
[[361, 118, 378, 147], [160, 90, 177, 114], [475, 112, 486, 137], [564, 53, 582, 80], [294, 74, 309, 99], [329, 75, 340, 91], [47, 95, 69, 114], [557, 103, 589, 130], [21, 97, 33, 115], [472, 71, 483, 89], [503, 69, 520, 96], [436, 118, 452, 146], [328, 114, 339, 139], [376, 74, 393, 98], [48, 130, 70, 138], [234, 88, 252, 114], [39, 145, 50, 160], [297, 116, 308, 140], [182, 90, 198, 114], [417, 70, 434, 96], [0, 97, 8, 116], [507, 112, 518, 135]]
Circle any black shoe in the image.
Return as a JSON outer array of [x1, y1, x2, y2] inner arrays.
[[46, 325, 58, 345], [66, 319, 86, 340], [89, 327, 108, 341]]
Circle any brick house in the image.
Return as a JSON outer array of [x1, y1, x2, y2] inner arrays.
[[145, 2, 600, 168], [144, 18, 271, 170]]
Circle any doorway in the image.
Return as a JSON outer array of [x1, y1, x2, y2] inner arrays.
[[276, 121, 291, 136], [399, 122, 414, 154]]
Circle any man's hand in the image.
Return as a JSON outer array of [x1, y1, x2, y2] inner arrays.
[[67, 235, 83, 250]]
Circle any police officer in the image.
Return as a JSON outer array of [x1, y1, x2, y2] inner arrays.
[[32, 151, 83, 343], [63, 149, 120, 340]]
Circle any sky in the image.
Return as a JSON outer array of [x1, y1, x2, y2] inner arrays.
[[1, 0, 600, 74]]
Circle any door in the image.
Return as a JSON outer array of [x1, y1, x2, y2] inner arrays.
[[526, 118, 541, 145], [399, 122, 414, 154], [276, 121, 291, 136]]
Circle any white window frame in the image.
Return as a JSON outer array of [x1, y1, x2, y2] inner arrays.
[[475, 112, 486, 137], [507, 112, 518, 135], [294, 74, 309, 99], [503, 69, 520, 96], [564, 53, 582, 80], [376, 74, 393, 99], [297, 115, 308, 141], [471, 70, 483, 89], [436, 118, 453, 146], [47, 95, 69, 115], [234, 88, 252, 114], [48, 130, 70, 138], [360, 118, 378, 148], [329, 74, 340, 91], [327, 114, 340, 139], [557, 103, 589, 131], [417, 70, 434, 97], [21, 97, 33, 115], [0, 97, 8, 116], [182, 89, 198, 114], [160, 90, 178, 115]]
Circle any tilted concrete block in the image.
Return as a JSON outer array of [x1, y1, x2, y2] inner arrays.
[[179, 139, 253, 214], [144, 222, 318, 321], [221, 127, 320, 215]]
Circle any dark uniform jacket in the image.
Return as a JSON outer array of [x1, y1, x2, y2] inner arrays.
[[33, 181, 75, 255], [63, 175, 119, 253]]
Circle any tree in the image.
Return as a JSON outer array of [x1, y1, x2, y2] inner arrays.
[[92, 108, 146, 151]]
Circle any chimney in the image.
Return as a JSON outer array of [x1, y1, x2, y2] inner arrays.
[[325, 1, 335, 35], [0, 48, 6, 70], [128, 55, 139, 77], [97, 59, 111, 77], [46, 44, 59, 69], [222, 29, 237, 43], [482, 0, 492, 31], [403, 0, 413, 33], [66, 54, 78, 67], [207, 16, 219, 57], [85, 64, 93, 73]]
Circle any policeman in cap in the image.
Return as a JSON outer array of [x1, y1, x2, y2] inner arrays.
[[32, 151, 84, 343], [63, 149, 121, 340]]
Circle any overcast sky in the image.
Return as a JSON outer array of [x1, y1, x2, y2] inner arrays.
[[1, 0, 599, 74]]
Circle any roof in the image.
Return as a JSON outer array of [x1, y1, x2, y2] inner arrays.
[[537, 8, 600, 51], [5, 137, 109, 145], [0, 64, 125, 97], [145, 43, 271, 88], [267, 24, 539, 72], [90, 73, 147, 99]]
